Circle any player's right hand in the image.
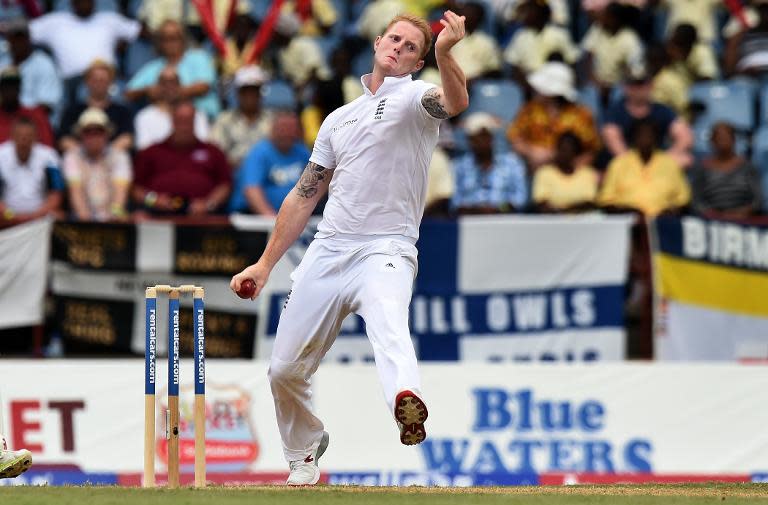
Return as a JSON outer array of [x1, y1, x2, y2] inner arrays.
[[230, 262, 270, 301]]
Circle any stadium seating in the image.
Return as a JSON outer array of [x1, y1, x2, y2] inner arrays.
[[466, 79, 522, 123]]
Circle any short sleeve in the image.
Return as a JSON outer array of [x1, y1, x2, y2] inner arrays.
[[410, 80, 440, 124], [309, 112, 338, 170], [581, 26, 598, 52], [111, 150, 133, 183], [108, 13, 141, 41], [62, 151, 81, 183], [28, 15, 53, 45], [127, 59, 163, 90], [503, 32, 525, 66]]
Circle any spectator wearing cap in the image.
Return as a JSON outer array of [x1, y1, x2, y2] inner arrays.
[[29, 0, 140, 102], [602, 73, 693, 167], [133, 101, 230, 216], [229, 111, 309, 216], [581, 2, 644, 95], [125, 19, 220, 119], [134, 65, 210, 151], [210, 65, 272, 168], [507, 62, 600, 170], [532, 132, 600, 212], [0, 116, 63, 224], [0, 68, 53, 146], [58, 60, 134, 153], [63, 108, 132, 222], [503, 0, 579, 83], [0, 19, 62, 117], [450, 2, 502, 82], [452, 112, 528, 214]]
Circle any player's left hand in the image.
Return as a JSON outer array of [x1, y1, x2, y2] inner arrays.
[[435, 10, 466, 55]]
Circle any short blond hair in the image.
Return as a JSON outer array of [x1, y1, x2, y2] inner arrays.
[[382, 14, 433, 60]]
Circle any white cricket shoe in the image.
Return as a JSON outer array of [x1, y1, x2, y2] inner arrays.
[[0, 448, 32, 479], [286, 431, 329, 486], [395, 390, 428, 445]]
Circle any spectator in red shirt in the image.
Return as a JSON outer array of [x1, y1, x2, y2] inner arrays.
[[0, 68, 53, 147], [132, 101, 231, 216]]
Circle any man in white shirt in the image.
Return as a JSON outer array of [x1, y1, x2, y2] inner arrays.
[[231, 11, 469, 486], [0, 116, 63, 223], [29, 0, 140, 101]]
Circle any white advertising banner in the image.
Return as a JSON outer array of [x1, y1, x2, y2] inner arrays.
[[0, 218, 52, 328], [1, 361, 767, 485]]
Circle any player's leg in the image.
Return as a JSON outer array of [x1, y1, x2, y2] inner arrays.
[[352, 242, 429, 445], [0, 434, 32, 479], [268, 241, 349, 484]]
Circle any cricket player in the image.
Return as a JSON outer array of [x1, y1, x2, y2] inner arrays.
[[0, 435, 32, 479], [231, 10, 468, 485]]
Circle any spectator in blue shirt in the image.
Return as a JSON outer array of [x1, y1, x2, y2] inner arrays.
[[125, 19, 220, 119], [229, 111, 309, 216], [601, 73, 693, 168], [452, 112, 529, 214]]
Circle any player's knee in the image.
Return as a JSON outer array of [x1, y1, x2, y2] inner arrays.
[[268, 357, 304, 386]]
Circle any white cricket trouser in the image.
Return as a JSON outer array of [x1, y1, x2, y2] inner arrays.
[[268, 234, 422, 462]]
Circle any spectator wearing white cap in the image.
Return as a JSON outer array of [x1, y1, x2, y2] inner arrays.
[[133, 65, 210, 150], [63, 108, 132, 221], [452, 112, 528, 214], [210, 65, 273, 169], [507, 62, 600, 170]]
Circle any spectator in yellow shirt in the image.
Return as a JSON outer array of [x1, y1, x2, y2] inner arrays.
[[533, 132, 600, 212], [599, 118, 691, 217]]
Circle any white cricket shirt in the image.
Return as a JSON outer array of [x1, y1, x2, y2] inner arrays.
[[310, 73, 441, 241], [0, 141, 60, 214]]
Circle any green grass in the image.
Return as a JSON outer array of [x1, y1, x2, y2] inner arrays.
[[1, 484, 768, 505]]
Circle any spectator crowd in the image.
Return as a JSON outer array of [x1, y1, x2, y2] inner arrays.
[[0, 0, 766, 226]]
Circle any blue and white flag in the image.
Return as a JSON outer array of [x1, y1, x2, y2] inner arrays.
[[264, 215, 632, 362]]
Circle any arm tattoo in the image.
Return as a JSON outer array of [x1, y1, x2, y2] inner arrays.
[[295, 161, 331, 199], [421, 88, 450, 119]]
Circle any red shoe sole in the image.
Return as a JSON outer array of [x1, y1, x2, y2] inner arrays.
[[394, 390, 428, 446]]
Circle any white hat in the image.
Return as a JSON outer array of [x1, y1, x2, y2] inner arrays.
[[74, 107, 113, 135], [234, 65, 269, 89], [528, 62, 577, 101], [463, 112, 499, 136]]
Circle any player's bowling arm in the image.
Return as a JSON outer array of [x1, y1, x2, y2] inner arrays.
[[257, 161, 333, 272]]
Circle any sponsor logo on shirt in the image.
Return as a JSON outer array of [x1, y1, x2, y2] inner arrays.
[[332, 119, 358, 133]]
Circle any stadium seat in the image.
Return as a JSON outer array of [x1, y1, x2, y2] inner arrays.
[[689, 79, 757, 132], [467, 79, 523, 123], [261, 79, 296, 109]]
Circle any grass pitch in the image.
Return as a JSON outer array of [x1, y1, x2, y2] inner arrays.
[[2, 484, 768, 505]]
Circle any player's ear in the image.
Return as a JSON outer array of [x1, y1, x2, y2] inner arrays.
[[374, 36, 381, 51], [414, 59, 424, 72]]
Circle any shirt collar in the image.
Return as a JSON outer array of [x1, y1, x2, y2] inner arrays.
[[360, 73, 413, 97]]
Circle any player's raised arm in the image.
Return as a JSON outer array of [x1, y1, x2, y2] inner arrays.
[[422, 10, 469, 119], [230, 161, 333, 299]]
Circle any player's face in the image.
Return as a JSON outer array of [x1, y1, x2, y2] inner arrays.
[[374, 21, 425, 76]]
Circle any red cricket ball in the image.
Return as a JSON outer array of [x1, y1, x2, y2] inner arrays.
[[237, 278, 256, 299]]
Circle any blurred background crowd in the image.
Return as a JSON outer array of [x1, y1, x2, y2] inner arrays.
[[1, 0, 768, 359], [0, 0, 766, 224]]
